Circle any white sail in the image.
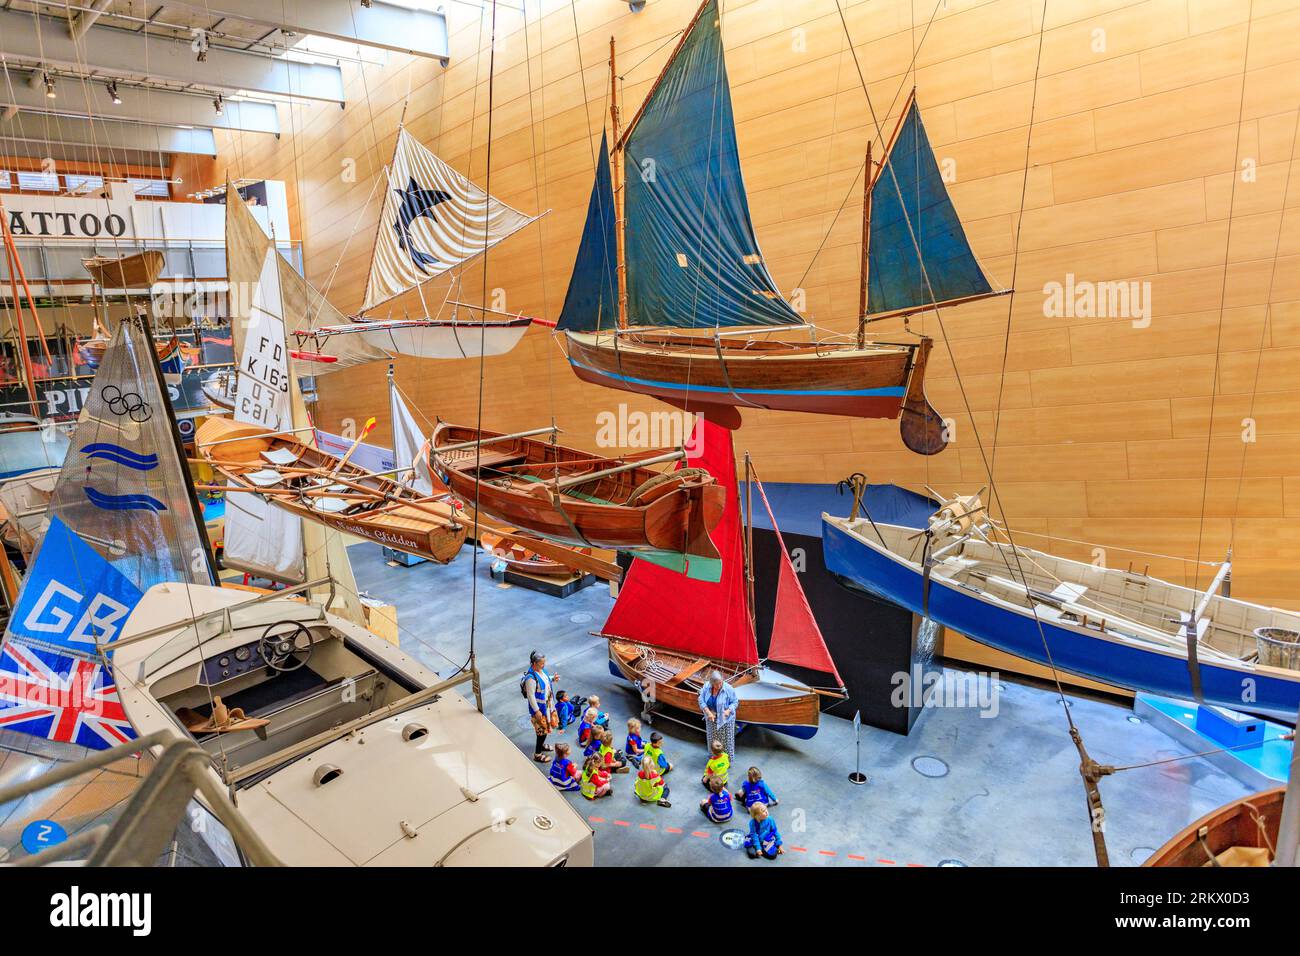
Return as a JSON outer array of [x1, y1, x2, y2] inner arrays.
[[223, 247, 307, 583], [389, 378, 435, 496], [361, 129, 538, 313]]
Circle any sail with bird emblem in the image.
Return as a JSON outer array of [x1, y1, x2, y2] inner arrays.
[[361, 129, 540, 313]]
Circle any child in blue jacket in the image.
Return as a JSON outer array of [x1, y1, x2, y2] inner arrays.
[[699, 775, 733, 823], [735, 766, 778, 809], [744, 803, 783, 860]]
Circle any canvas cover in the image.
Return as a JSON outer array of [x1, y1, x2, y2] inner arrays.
[[361, 129, 538, 312], [622, 0, 800, 330], [389, 378, 435, 496], [866, 101, 994, 315]]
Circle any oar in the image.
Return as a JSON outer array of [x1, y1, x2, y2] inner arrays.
[[331, 417, 376, 477]]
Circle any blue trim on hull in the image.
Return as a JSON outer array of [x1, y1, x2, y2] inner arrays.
[[568, 357, 905, 400], [822, 520, 1300, 723]]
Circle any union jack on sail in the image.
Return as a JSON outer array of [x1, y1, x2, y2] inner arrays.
[[0, 638, 136, 750]]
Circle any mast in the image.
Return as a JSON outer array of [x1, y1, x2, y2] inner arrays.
[[856, 140, 872, 350], [610, 38, 629, 331], [744, 449, 755, 637]]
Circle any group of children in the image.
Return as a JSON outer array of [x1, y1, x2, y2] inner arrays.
[[545, 699, 784, 861]]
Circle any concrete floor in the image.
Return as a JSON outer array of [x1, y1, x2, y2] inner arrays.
[[351, 542, 1256, 868]]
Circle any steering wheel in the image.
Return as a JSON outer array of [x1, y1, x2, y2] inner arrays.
[[258, 620, 314, 673]]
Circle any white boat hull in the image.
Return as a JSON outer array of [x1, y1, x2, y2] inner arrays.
[[360, 318, 530, 360]]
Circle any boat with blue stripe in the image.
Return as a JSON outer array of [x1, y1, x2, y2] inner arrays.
[[822, 501, 1300, 723]]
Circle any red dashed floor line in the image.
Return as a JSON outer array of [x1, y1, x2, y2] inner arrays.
[[586, 815, 926, 866]]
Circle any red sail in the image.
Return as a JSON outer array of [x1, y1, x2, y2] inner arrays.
[[754, 478, 843, 685], [601, 419, 757, 666]]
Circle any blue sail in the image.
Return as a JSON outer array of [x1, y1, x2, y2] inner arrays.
[[556, 133, 619, 332], [622, 0, 800, 329], [867, 100, 994, 315]]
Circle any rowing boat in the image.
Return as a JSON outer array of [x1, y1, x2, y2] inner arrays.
[[1143, 787, 1285, 866], [196, 416, 467, 564], [431, 422, 725, 580]]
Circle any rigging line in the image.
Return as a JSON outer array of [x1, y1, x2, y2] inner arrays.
[[793, 0, 945, 294], [987, 524, 1223, 566], [1227, 102, 1300, 545], [464, 0, 500, 679], [1192, 0, 1256, 590], [519, 0, 556, 416], [989, 0, 1049, 476]]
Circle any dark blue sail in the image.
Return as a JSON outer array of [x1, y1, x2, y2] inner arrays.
[[556, 133, 619, 332], [622, 0, 800, 329], [867, 100, 994, 315]]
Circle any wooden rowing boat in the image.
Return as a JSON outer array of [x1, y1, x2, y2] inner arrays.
[[81, 250, 166, 289], [1143, 787, 1285, 866], [608, 640, 823, 738], [481, 530, 587, 578], [431, 422, 725, 580], [196, 415, 467, 564]]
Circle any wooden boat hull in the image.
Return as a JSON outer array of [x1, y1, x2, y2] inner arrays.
[[563, 330, 946, 454], [1143, 787, 1285, 866], [822, 516, 1300, 722], [481, 531, 584, 577], [196, 417, 467, 564], [607, 639, 821, 739], [432, 423, 725, 576], [82, 250, 166, 289]]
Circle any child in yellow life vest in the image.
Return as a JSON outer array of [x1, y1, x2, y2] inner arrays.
[[701, 738, 730, 790], [634, 759, 672, 807], [598, 729, 629, 774], [644, 731, 673, 775], [580, 754, 612, 800]]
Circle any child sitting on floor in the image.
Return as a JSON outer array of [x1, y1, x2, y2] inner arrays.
[[699, 775, 733, 823], [598, 728, 629, 774], [735, 766, 778, 809], [701, 738, 730, 790], [555, 691, 583, 731], [577, 708, 599, 749], [587, 695, 610, 728], [744, 803, 783, 860], [644, 732, 673, 775], [625, 718, 645, 769], [633, 758, 672, 808], [580, 754, 612, 800], [548, 742, 581, 792]]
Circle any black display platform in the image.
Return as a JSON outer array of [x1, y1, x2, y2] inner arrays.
[[751, 527, 939, 736]]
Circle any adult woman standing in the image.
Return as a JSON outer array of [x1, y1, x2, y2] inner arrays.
[[523, 650, 556, 763], [698, 670, 738, 760]]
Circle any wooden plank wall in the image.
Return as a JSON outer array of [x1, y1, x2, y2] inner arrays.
[[210, 0, 1300, 606]]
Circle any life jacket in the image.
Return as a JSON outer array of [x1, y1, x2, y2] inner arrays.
[[580, 765, 598, 799], [626, 732, 643, 754], [707, 789, 733, 820], [520, 667, 550, 709], [634, 769, 664, 803], [705, 752, 730, 784], [739, 780, 771, 808], [549, 758, 575, 785], [644, 743, 665, 768]]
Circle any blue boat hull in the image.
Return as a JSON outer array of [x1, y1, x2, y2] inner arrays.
[[822, 520, 1300, 723]]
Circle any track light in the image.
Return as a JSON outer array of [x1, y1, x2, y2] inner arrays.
[[213, 94, 224, 116], [43, 73, 56, 99], [107, 81, 121, 105]]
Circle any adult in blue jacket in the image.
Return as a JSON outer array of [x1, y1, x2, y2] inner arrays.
[[697, 670, 738, 761]]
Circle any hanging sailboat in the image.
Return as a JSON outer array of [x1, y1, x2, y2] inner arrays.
[[822, 500, 1300, 722], [555, 0, 1004, 454], [293, 129, 539, 363], [0, 315, 218, 750], [602, 420, 842, 739], [430, 422, 726, 580], [77, 251, 191, 379]]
